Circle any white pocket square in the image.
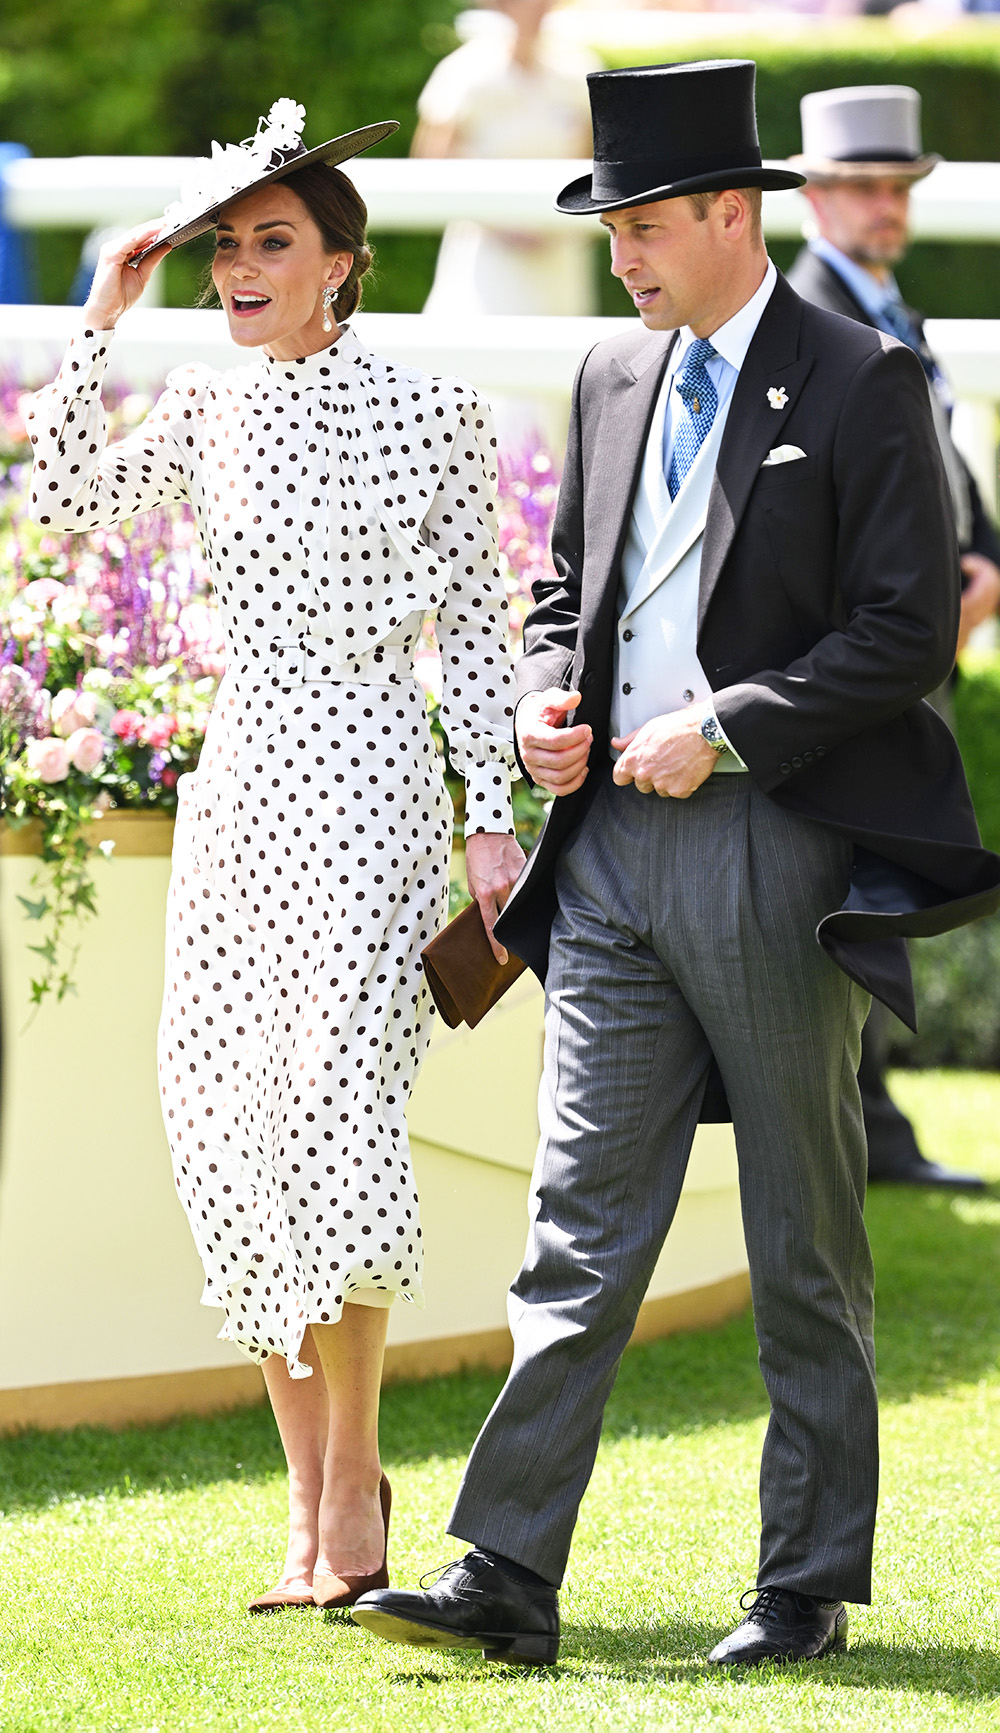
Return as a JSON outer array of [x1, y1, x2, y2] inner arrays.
[[761, 445, 807, 467]]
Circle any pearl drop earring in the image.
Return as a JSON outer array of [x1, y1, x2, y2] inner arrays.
[[321, 285, 338, 333]]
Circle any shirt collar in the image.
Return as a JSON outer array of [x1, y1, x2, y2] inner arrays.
[[259, 323, 369, 387], [671, 257, 778, 378], [808, 236, 901, 322]]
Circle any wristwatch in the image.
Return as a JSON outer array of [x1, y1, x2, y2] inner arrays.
[[699, 710, 729, 755]]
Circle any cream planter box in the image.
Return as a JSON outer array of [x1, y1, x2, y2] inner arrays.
[[0, 816, 748, 1429]]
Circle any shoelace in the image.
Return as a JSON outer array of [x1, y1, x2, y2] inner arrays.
[[418, 1558, 463, 1590], [739, 1586, 819, 1625]]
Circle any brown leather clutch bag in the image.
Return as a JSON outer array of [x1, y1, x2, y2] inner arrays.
[[421, 899, 527, 1029]]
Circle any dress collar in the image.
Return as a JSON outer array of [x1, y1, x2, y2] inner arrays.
[[259, 324, 369, 387]]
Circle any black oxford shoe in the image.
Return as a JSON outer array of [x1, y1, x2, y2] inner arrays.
[[868, 1154, 985, 1190], [708, 1587, 848, 1667], [351, 1549, 560, 1666]]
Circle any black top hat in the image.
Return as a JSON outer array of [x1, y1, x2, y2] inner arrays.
[[557, 60, 804, 215]]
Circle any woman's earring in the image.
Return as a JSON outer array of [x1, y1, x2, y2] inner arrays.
[[321, 285, 338, 333]]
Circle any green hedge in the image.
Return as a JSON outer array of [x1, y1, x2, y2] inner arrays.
[[597, 23, 1000, 320], [889, 652, 1000, 1068], [6, 10, 1000, 315], [0, 0, 463, 311]]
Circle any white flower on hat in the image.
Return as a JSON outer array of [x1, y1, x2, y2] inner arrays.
[[161, 99, 307, 234], [263, 99, 307, 153]]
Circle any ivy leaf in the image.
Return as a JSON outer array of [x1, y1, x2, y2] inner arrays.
[[17, 893, 50, 922], [27, 939, 58, 966], [69, 882, 98, 915]]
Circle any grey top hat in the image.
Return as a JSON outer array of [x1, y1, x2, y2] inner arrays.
[[789, 85, 940, 183]]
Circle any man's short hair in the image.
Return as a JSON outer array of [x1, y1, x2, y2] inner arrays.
[[686, 187, 764, 249]]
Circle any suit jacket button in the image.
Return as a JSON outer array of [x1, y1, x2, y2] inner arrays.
[[622, 629, 634, 642], [780, 762, 791, 775], [582, 671, 595, 687], [791, 756, 803, 769], [803, 750, 814, 764], [622, 683, 633, 695], [816, 746, 826, 757]]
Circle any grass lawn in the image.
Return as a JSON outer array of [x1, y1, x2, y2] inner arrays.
[[1, 1069, 999, 1732]]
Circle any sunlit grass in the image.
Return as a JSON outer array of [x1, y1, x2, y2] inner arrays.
[[1, 1069, 998, 1731]]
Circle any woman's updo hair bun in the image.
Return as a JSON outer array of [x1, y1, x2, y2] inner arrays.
[[281, 160, 373, 319]]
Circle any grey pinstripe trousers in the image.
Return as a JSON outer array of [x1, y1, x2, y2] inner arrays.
[[449, 767, 878, 1602]]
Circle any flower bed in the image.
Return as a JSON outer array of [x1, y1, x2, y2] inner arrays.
[[0, 376, 555, 1002]]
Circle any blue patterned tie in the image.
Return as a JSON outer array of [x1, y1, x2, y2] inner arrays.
[[666, 338, 718, 501]]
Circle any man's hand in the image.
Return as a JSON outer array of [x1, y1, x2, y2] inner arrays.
[[465, 831, 527, 963], [958, 552, 1000, 654], [516, 688, 593, 796], [612, 705, 719, 798]]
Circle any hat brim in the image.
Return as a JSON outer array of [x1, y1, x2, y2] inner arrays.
[[789, 152, 941, 185], [556, 161, 806, 215], [131, 121, 399, 264]]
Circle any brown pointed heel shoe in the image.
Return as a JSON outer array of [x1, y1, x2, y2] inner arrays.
[[313, 1473, 392, 1611], [248, 1584, 316, 1615]]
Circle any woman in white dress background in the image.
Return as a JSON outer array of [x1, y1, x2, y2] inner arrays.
[[414, 0, 597, 319], [26, 104, 524, 1613]]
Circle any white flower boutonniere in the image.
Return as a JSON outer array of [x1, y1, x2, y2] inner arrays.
[[767, 386, 789, 411]]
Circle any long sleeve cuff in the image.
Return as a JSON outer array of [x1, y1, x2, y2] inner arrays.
[[463, 760, 515, 837], [707, 701, 749, 770], [51, 326, 114, 400], [26, 327, 113, 455]]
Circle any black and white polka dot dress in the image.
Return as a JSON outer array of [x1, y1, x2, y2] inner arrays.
[[27, 325, 517, 1376]]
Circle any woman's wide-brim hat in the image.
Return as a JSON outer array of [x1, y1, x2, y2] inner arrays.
[[131, 100, 399, 265], [556, 60, 805, 216], [788, 86, 940, 184]]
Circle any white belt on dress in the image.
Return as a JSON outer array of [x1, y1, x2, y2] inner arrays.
[[256, 639, 415, 688]]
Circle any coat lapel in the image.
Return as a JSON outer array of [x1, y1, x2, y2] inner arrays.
[[698, 276, 814, 631], [579, 331, 674, 645]]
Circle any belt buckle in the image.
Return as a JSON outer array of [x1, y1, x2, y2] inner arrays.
[[272, 640, 305, 687]]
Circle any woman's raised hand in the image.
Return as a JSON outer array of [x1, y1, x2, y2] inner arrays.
[[81, 222, 172, 331]]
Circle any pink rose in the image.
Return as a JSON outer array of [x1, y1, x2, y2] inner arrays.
[[25, 736, 71, 783], [67, 727, 105, 775], [111, 709, 142, 742], [22, 578, 62, 606], [140, 714, 178, 749], [51, 687, 98, 737], [22, 577, 63, 606]]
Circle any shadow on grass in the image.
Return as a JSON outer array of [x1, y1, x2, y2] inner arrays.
[[394, 1621, 1000, 1702], [0, 1176, 997, 1512], [566, 1625, 1000, 1699]]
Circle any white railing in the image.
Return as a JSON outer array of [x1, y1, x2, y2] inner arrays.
[[3, 153, 999, 503], [1, 301, 998, 397], [4, 155, 1000, 243], [2, 303, 997, 507]]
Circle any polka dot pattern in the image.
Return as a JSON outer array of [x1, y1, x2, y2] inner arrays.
[[26, 324, 518, 1377]]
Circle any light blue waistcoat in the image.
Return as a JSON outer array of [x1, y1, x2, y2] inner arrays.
[[610, 368, 744, 771]]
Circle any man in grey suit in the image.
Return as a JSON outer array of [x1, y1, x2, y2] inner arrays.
[[354, 60, 1000, 1668], [787, 84, 999, 1192]]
